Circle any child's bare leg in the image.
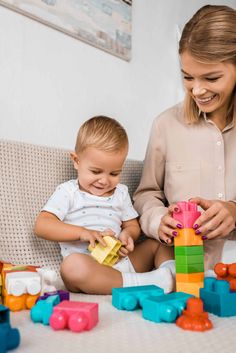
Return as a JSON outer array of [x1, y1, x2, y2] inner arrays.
[[60, 253, 122, 295], [129, 238, 174, 272]]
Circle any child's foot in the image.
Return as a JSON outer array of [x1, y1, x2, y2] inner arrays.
[[151, 267, 173, 293]]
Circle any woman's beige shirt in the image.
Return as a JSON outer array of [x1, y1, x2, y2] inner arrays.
[[133, 103, 236, 269]]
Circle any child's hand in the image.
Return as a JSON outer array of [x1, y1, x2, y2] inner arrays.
[[79, 228, 113, 248], [118, 232, 134, 257], [158, 203, 182, 244], [190, 197, 236, 240]]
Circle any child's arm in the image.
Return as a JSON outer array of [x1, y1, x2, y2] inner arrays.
[[34, 211, 107, 247], [119, 218, 141, 257]]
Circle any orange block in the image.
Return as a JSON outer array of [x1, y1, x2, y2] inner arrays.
[[176, 281, 203, 297], [4, 291, 39, 311], [174, 228, 203, 246], [176, 272, 204, 283]]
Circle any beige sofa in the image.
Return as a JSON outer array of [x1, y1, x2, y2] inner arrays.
[[1, 139, 236, 353]]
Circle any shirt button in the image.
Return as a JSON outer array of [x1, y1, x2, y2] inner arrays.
[[218, 165, 223, 171], [216, 141, 222, 146], [218, 192, 223, 199]]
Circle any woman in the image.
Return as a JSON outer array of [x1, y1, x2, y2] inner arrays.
[[133, 5, 236, 270]]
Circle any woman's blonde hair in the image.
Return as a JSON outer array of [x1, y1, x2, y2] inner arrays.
[[75, 115, 128, 154], [179, 5, 236, 123]]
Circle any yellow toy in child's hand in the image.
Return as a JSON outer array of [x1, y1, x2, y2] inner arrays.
[[88, 235, 122, 266]]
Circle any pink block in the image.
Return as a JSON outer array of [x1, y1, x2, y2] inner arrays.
[[50, 300, 98, 332], [173, 201, 201, 228]]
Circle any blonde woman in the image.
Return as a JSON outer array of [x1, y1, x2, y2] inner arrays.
[[134, 5, 236, 271]]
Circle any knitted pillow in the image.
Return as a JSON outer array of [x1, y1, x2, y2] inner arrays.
[[0, 139, 142, 274]]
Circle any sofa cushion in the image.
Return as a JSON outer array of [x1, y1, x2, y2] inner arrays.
[[0, 139, 142, 274]]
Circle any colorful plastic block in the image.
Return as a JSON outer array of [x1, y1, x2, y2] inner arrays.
[[176, 273, 204, 282], [36, 290, 70, 303], [176, 297, 213, 331], [36, 268, 57, 294], [50, 300, 98, 332], [112, 285, 164, 311], [175, 245, 204, 256], [173, 201, 201, 228], [176, 281, 203, 297], [175, 262, 204, 274], [200, 277, 236, 317], [88, 235, 122, 266], [174, 228, 203, 246], [214, 262, 236, 291], [142, 292, 193, 323], [30, 294, 60, 325], [0, 304, 20, 352]]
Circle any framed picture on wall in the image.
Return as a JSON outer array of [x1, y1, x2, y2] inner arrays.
[[0, 0, 132, 61]]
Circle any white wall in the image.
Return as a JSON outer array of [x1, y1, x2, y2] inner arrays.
[[0, 0, 235, 159]]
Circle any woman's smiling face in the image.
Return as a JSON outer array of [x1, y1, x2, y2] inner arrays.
[[181, 51, 236, 121]]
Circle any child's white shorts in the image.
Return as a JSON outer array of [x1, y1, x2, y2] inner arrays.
[[112, 256, 136, 273]]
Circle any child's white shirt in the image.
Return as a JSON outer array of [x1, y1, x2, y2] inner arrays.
[[42, 180, 138, 257]]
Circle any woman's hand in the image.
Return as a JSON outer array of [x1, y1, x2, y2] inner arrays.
[[158, 203, 183, 244], [190, 197, 236, 240]]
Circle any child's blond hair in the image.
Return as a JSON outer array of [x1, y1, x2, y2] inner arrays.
[[75, 116, 128, 154]]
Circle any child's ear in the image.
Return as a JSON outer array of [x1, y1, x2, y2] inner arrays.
[[70, 152, 79, 170]]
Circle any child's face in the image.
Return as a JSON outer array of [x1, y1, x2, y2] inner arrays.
[[71, 147, 128, 197], [181, 51, 236, 121]]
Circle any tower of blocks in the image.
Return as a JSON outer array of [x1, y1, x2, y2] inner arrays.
[[173, 201, 204, 297]]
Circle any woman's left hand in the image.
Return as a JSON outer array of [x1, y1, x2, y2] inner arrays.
[[190, 197, 236, 240]]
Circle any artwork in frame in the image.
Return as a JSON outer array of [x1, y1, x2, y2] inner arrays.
[[0, 0, 132, 61]]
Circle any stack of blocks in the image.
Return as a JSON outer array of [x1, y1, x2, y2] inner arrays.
[[173, 202, 204, 297]]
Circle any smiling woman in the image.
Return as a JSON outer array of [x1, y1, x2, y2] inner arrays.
[[133, 4, 236, 272]]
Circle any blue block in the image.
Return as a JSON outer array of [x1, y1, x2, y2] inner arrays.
[[142, 292, 194, 323], [30, 294, 60, 325], [200, 277, 236, 317], [0, 305, 20, 352], [112, 285, 164, 311]]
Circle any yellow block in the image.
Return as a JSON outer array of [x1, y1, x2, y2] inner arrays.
[[176, 281, 203, 297], [88, 236, 122, 266], [174, 228, 203, 246]]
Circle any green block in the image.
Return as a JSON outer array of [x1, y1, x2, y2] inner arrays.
[[176, 262, 204, 273], [175, 254, 204, 266], [174, 245, 204, 256]]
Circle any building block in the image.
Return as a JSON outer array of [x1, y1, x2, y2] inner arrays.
[[174, 228, 203, 246], [175, 262, 204, 274], [88, 235, 122, 266], [175, 254, 204, 266], [176, 281, 203, 297], [36, 268, 57, 294], [200, 277, 236, 317], [5, 271, 41, 296], [173, 201, 201, 228], [142, 292, 193, 323], [175, 245, 204, 256], [214, 263, 236, 291], [0, 304, 20, 352], [50, 300, 98, 332], [36, 290, 70, 303], [30, 294, 60, 325], [112, 285, 164, 311], [176, 297, 213, 331], [176, 273, 204, 283]]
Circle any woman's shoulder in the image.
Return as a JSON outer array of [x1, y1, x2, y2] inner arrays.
[[154, 102, 184, 126]]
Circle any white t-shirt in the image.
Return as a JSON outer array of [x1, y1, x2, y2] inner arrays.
[[42, 180, 138, 257]]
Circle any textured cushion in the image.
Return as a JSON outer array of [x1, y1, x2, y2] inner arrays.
[[0, 139, 143, 274]]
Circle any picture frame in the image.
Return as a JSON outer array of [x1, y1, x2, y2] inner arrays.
[[0, 0, 132, 61]]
